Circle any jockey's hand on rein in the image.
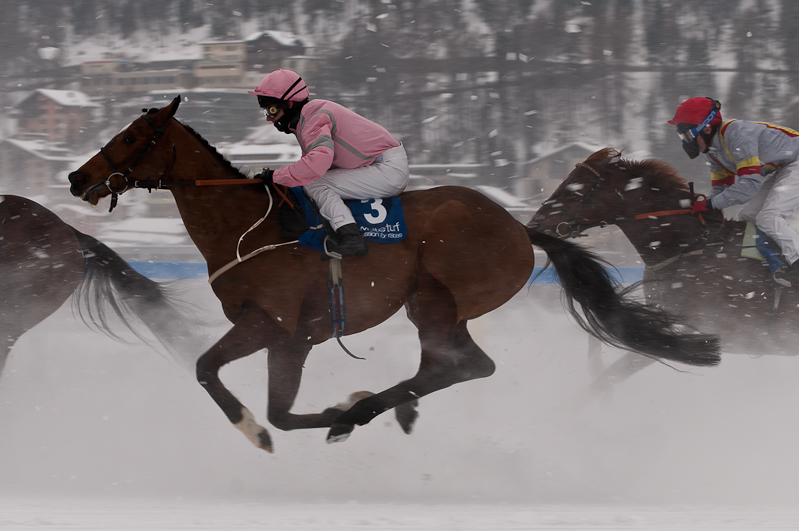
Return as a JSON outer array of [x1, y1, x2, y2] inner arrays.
[[690, 198, 713, 215], [255, 168, 274, 186]]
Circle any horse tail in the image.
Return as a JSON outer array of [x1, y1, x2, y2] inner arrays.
[[72, 229, 198, 367], [526, 229, 721, 367]]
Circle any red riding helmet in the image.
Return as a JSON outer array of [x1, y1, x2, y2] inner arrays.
[[668, 97, 723, 127]]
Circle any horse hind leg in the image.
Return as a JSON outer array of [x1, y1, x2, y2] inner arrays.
[[327, 270, 495, 443]]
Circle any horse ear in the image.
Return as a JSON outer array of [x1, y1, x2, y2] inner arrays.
[[166, 95, 181, 118], [608, 148, 624, 165]]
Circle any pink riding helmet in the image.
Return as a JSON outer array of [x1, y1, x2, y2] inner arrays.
[[248, 68, 310, 102]]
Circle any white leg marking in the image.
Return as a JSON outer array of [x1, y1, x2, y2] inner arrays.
[[333, 390, 374, 411], [234, 408, 272, 452]]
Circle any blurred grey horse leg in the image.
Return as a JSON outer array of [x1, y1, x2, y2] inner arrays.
[[587, 335, 658, 403]]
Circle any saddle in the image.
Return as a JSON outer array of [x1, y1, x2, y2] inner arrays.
[[276, 186, 407, 252], [272, 185, 407, 343]]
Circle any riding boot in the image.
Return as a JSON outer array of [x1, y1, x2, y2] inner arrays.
[[773, 262, 799, 288], [328, 223, 368, 257]]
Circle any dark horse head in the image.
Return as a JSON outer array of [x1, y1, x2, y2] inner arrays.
[[528, 147, 719, 238]]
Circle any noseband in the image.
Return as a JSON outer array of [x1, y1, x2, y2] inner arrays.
[[92, 114, 176, 212]]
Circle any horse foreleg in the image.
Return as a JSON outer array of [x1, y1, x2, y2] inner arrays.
[[195, 303, 276, 452], [599, 351, 658, 386]]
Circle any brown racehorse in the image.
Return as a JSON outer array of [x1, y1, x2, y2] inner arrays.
[[66, 97, 720, 452], [0, 194, 196, 379], [530, 148, 799, 381]]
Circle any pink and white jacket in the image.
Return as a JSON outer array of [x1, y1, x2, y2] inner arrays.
[[272, 99, 400, 188]]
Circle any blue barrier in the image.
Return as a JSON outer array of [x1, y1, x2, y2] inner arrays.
[[129, 261, 644, 285], [530, 266, 643, 285], [129, 261, 208, 280]]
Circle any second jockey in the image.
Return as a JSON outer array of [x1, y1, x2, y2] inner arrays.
[[670, 96, 799, 287]]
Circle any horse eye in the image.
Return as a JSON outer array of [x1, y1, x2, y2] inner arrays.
[[123, 134, 136, 144]]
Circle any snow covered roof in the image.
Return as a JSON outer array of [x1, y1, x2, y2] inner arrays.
[[198, 39, 245, 45], [244, 30, 306, 47], [21, 89, 100, 108]]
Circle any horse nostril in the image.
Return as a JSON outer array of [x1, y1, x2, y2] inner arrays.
[[68, 171, 87, 185]]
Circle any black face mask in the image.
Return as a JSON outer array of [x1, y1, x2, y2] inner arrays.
[[273, 100, 307, 135], [682, 138, 701, 159], [681, 128, 715, 159], [274, 111, 299, 134]]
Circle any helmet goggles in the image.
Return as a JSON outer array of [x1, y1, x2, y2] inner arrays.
[[258, 95, 283, 118]]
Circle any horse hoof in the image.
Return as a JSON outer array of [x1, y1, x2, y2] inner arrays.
[[258, 429, 274, 453], [234, 408, 273, 452], [326, 423, 354, 444], [395, 399, 419, 434]]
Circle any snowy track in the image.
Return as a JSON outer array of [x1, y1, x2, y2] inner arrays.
[[2, 280, 799, 528], [1, 500, 799, 530]]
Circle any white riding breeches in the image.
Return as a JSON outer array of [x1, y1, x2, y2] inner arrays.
[[738, 158, 799, 265], [304, 144, 409, 231]]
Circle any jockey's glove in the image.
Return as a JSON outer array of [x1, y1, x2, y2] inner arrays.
[[690, 198, 713, 215], [255, 168, 274, 186]]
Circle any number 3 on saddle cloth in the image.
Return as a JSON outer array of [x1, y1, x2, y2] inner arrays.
[[278, 186, 407, 252]]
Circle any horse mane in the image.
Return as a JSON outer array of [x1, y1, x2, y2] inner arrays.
[[178, 121, 248, 178], [586, 148, 691, 195]]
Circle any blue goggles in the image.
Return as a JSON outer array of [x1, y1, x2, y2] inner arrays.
[[676, 104, 721, 144]]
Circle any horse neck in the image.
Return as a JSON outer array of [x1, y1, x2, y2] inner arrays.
[[613, 183, 706, 266], [165, 130, 281, 264], [615, 213, 705, 265]]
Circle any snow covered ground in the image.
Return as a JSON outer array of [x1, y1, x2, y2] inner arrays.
[[2, 281, 799, 528], [1, 499, 799, 530]]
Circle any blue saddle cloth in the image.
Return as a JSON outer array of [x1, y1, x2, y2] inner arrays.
[[288, 187, 407, 252]]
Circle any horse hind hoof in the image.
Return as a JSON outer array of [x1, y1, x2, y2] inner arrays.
[[326, 423, 354, 444], [395, 399, 419, 434]]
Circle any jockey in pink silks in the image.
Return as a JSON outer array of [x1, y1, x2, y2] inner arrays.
[[249, 68, 409, 257]]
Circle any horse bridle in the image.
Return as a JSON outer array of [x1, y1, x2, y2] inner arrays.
[[90, 114, 177, 212], [551, 161, 610, 238]]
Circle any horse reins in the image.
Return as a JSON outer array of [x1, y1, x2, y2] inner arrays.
[[95, 114, 297, 213], [557, 161, 709, 237], [561, 161, 725, 270]]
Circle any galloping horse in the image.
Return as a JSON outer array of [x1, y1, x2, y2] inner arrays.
[[530, 148, 799, 366], [1, 194, 195, 378], [67, 97, 720, 452]]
